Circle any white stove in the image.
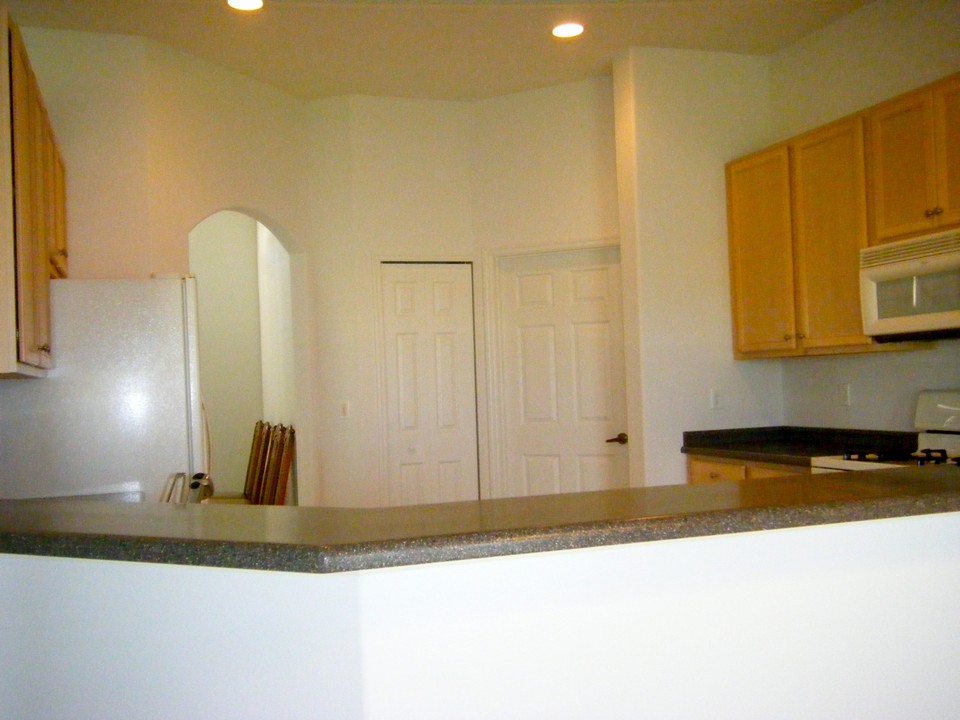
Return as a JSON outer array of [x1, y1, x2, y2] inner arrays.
[[913, 389, 960, 459], [811, 390, 960, 473], [810, 455, 901, 472]]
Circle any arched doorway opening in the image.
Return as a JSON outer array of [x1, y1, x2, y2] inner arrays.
[[188, 210, 296, 496]]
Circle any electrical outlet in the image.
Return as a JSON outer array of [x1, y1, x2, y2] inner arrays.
[[837, 383, 852, 407], [709, 388, 721, 410]]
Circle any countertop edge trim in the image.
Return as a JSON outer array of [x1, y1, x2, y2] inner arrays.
[[3, 492, 958, 574]]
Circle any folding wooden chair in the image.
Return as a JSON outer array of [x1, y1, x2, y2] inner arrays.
[[244, 420, 272, 504]]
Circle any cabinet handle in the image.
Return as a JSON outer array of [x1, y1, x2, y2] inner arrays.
[[797, 333, 806, 340], [709, 472, 720, 480], [925, 207, 944, 218], [37, 344, 51, 354], [934, 207, 944, 216], [783, 334, 792, 341]]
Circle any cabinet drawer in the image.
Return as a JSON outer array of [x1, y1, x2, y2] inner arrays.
[[687, 455, 808, 484], [687, 457, 747, 484], [747, 464, 803, 480]]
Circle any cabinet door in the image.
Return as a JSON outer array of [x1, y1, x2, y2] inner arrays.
[[868, 89, 940, 242], [933, 75, 960, 231], [44, 112, 67, 279], [727, 146, 798, 356], [792, 117, 871, 349], [10, 23, 51, 369], [8, 21, 58, 369]]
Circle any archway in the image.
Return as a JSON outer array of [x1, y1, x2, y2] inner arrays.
[[188, 210, 296, 496]]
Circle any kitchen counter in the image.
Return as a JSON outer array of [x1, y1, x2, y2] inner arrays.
[[682, 425, 919, 465], [1, 464, 958, 573]]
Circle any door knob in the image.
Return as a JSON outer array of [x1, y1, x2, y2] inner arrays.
[[605, 433, 628, 445]]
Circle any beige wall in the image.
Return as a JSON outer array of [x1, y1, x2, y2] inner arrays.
[[23, 30, 152, 279], [613, 48, 784, 486], [25, 25, 619, 505], [189, 211, 263, 494], [769, 0, 960, 429], [257, 223, 296, 428], [303, 81, 619, 505], [770, 0, 960, 139], [611, 0, 960, 486], [471, 79, 620, 248], [24, 26, 323, 500], [16, 0, 960, 502]]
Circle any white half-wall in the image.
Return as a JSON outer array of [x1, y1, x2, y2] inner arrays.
[[3, 511, 959, 719]]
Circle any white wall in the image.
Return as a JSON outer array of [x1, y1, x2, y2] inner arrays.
[[613, 48, 785, 486], [21, 30, 152, 279], [304, 95, 477, 506], [613, 0, 960, 471], [770, 0, 960, 429], [471, 78, 620, 249], [257, 223, 296, 426], [14, 3, 960, 502], [302, 81, 619, 506], [22, 27, 321, 501], [189, 211, 263, 494], [4, 511, 959, 718], [770, 0, 960, 139]]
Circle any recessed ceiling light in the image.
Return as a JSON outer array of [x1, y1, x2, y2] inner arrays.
[[552, 22, 584, 39], [227, 0, 263, 11]]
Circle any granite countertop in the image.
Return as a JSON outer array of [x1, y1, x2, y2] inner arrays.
[[1, 464, 958, 574], [682, 426, 919, 466]]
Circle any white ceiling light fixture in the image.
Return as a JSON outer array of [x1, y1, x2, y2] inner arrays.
[[227, 0, 263, 11], [552, 22, 584, 39]]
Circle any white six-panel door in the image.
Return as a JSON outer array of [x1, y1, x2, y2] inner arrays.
[[379, 263, 479, 506], [496, 247, 628, 498]]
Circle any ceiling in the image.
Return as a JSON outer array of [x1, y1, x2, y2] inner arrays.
[[7, 0, 873, 100]]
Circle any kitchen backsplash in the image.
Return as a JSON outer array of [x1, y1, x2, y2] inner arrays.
[[782, 342, 960, 430]]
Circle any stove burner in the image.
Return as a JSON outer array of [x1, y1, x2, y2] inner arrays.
[[842, 451, 885, 462], [912, 448, 951, 466]]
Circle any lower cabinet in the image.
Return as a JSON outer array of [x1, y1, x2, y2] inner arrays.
[[686, 455, 807, 484]]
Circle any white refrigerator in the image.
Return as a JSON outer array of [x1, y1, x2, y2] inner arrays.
[[0, 277, 207, 502]]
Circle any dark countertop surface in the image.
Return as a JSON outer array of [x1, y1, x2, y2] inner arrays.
[[682, 426, 919, 465], [1, 464, 958, 574]]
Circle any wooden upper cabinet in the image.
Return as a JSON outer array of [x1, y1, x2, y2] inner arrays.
[[868, 74, 960, 243], [728, 119, 872, 359], [792, 116, 871, 350], [726, 75, 960, 360], [934, 75, 960, 233], [9, 20, 50, 369], [2, 16, 65, 373], [727, 145, 798, 357]]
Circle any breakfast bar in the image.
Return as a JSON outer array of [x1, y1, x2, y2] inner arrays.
[[0, 464, 958, 573], [2, 466, 960, 720]]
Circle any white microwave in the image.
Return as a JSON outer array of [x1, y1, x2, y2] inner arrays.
[[859, 229, 960, 342]]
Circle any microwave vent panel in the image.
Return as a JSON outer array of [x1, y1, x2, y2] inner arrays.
[[860, 230, 960, 268]]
